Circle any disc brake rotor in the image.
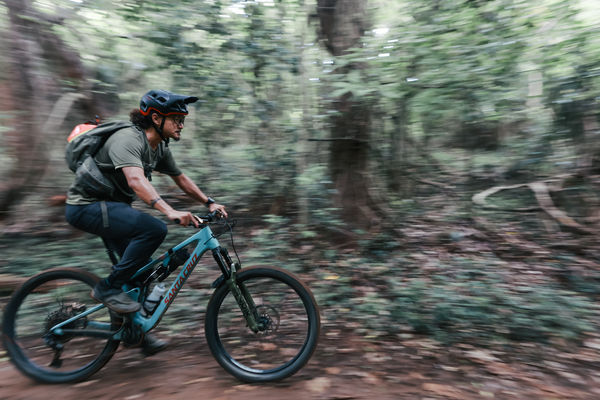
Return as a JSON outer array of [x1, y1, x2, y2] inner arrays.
[[255, 305, 280, 336]]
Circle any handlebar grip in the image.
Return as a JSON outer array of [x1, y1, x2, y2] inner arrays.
[[174, 211, 221, 226], [205, 211, 218, 222], [174, 218, 196, 226]]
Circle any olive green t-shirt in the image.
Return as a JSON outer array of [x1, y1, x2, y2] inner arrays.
[[66, 126, 181, 205]]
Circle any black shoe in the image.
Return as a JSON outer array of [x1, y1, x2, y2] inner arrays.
[[141, 334, 168, 356], [90, 280, 141, 314]]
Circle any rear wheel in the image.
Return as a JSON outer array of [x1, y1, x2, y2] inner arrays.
[[2, 268, 121, 383], [205, 266, 320, 382]]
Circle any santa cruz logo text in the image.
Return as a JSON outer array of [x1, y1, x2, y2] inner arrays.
[[164, 253, 199, 305]]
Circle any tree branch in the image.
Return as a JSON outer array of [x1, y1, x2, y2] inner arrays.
[[472, 178, 596, 235]]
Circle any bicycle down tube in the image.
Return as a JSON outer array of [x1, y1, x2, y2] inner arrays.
[[129, 224, 221, 333]]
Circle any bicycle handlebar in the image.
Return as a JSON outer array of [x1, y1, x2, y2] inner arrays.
[[202, 210, 223, 223], [174, 210, 223, 226]]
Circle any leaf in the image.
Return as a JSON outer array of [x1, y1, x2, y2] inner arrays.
[[330, 88, 352, 98], [184, 377, 213, 385], [325, 367, 342, 375], [464, 349, 501, 363], [422, 383, 465, 399], [347, 70, 362, 84], [583, 339, 600, 350], [305, 377, 331, 394]]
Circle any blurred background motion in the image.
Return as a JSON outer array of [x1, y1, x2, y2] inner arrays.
[[2, 0, 600, 397]]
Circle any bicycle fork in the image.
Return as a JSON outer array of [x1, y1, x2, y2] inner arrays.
[[211, 247, 262, 333]]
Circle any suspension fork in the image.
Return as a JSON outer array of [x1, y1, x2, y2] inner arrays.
[[212, 247, 261, 333]]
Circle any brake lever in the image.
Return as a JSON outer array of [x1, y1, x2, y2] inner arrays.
[[204, 210, 222, 223], [173, 215, 204, 226]]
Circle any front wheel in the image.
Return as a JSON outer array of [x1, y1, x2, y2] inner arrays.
[[204, 267, 320, 382], [2, 268, 121, 383]]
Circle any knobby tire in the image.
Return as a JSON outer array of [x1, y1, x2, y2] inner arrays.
[[204, 266, 320, 382]]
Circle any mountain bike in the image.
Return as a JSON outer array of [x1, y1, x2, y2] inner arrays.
[[1, 212, 320, 384]]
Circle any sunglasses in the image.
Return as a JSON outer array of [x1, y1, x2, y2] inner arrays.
[[171, 116, 185, 126]]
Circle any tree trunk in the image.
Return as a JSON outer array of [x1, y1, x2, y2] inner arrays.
[[390, 99, 408, 193], [297, 0, 310, 225], [0, 0, 105, 220], [316, 0, 375, 227], [0, 0, 51, 219]]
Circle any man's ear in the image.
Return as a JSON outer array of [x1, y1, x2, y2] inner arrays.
[[151, 113, 163, 125]]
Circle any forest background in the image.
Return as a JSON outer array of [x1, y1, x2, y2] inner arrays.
[[1, 0, 600, 397]]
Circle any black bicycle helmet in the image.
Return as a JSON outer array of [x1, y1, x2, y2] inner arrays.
[[139, 89, 199, 116]]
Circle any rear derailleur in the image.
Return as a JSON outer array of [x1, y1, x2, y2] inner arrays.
[[43, 302, 87, 368]]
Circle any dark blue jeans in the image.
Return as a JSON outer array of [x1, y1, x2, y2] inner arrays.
[[65, 202, 167, 287]]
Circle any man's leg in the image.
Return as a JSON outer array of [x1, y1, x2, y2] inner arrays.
[[99, 206, 169, 354], [66, 202, 169, 354], [66, 202, 167, 313], [102, 203, 167, 287]]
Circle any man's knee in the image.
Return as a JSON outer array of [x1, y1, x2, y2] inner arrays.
[[141, 214, 168, 242], [155, 220, 168, 241]]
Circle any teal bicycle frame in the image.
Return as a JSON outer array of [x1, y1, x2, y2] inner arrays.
[[49, 222, 261, 341], [127, 224, 221, 334]]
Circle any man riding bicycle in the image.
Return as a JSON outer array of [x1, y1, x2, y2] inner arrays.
[[65, 89, 227, 355]]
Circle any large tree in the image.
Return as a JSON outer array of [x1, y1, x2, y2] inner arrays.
[[0, 0, 106, 219], [316, 0, 376, 227]]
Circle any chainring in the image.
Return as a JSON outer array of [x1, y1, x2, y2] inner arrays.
[[121, 320, 144, 346]]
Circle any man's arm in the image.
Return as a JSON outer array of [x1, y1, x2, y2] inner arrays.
[[121, 166, 199, 227], [170, 173, 228, 217]]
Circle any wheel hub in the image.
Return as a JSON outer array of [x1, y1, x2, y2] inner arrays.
[[255, 305, 280, 335]]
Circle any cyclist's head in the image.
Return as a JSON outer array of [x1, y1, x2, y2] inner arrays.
[[139, 89, 199, 117], [131, 90, 199, 137]]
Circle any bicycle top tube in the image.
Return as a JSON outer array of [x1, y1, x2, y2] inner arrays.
[[166, 223, 220, 257], [129, 222, 220, 282]]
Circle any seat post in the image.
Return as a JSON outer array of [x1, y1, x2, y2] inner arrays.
[[101, 237, 119, 265]]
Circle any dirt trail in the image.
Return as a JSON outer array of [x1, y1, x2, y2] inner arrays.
[[0, 337, 408, 400], [2, 335, 600, 400]]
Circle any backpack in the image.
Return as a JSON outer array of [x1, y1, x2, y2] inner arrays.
[[66, 121, 132, 172], [66, 121, 132, 198]]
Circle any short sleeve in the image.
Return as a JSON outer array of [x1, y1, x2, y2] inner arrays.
[[155, 147, 182, 176], [106, 130, 144, 170]]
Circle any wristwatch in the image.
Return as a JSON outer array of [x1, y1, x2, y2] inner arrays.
[[205, 197, 216, 206]]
